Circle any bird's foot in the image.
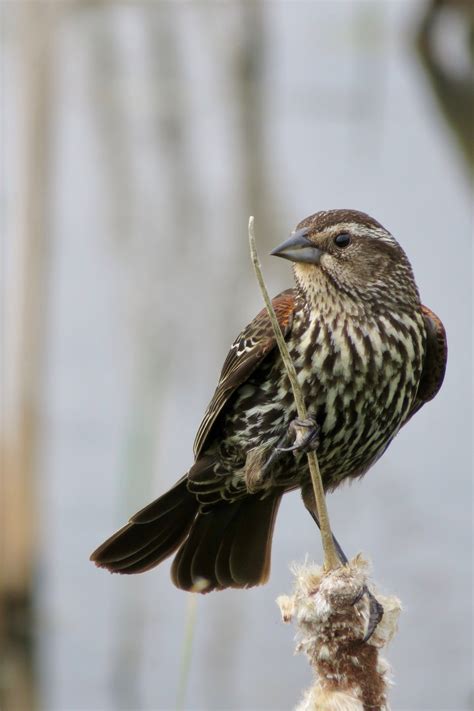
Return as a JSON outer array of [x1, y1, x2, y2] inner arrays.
[[259, 418, 319, 480], [352, 585, 384, 643], [277, 417, 319, 454]]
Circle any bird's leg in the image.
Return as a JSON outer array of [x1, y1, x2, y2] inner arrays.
[[306, 508, 349, 565], [276, 417, 320, 454], [302, 489, 384, 643]]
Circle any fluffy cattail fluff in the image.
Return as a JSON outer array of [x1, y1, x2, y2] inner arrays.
[[277, 555, 401, 711]]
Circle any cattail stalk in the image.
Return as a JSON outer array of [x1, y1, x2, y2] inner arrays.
[[248, 216, 339, 571]]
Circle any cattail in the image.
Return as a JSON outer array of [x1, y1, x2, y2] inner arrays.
[[277, 555, 401, 711]]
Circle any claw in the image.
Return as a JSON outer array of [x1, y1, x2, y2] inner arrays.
[[261, 417, 319, 473], [276, 443, 302, 452], [277, 417, 319, 454], [351, 586, 365, 606], [355, 586, 384, 643], [260, 447, 282, 475]]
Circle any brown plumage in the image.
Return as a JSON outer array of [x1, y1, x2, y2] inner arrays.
[[91, 209, 447, 592]]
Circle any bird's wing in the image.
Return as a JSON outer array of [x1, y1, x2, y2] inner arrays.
[[405, 304, 447, 422], [193, 289, 296, 458]]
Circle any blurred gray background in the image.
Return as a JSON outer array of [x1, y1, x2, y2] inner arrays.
[[2, 1, 472, 710]]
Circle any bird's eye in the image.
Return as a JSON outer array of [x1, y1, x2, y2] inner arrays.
[[334, 233, 351, 248]]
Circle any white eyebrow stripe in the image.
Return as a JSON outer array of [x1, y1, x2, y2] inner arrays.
[[325, 222, 394, 243]]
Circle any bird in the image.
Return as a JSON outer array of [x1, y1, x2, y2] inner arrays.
[[91, 209, 447, 593]]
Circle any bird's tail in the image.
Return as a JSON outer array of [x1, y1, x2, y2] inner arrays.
[[90, 477, 198, 574], [171, 492, 282, 592], [91, 478, 282, 592]]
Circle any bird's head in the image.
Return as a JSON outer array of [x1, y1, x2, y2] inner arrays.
[[271, 209, 420, 314]]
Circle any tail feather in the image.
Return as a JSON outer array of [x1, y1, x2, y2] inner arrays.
[[170, 510, 212, 590], [191, 506, 240, 587], [229, 494, 280, 586], [98, 518, 191, 574], [172, 503, 241, 590], [130, 476, 189, 524], [90, 478, 198, 574], [214, 508, 242, 588], [91, 476, 282, 590], [172, 493, 282, 592]]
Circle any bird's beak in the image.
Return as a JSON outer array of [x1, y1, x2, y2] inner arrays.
[[270, 228, 323, 264]]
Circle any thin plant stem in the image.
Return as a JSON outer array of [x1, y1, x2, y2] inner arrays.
[[248, 216, 339, 572], [176, 593, 198, 711]]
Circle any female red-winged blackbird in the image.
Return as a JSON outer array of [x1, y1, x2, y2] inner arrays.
[[91, 209, 447, 592]]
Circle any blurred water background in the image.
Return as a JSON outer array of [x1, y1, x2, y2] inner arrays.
[[2, 1, 473, 710]]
